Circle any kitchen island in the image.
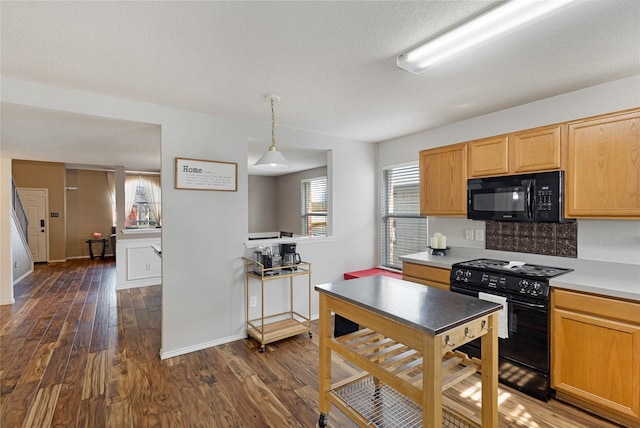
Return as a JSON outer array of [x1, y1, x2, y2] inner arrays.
[[315, 276, 502, 428]]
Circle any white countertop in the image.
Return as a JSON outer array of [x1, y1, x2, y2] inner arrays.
[[401, 247, 640, 302]]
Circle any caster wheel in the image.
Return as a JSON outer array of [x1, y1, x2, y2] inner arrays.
[[309, 332, 313, 338], [318, 413, 328, 427], [259, 346, 265, 353]]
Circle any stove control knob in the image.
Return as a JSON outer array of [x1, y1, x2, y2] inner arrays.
[[464, 270, 472, 278], [519, 279, 530, 293], [531, 282, 542, 294]]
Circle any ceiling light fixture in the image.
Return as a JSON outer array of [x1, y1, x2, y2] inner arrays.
[[254, 95, 292, 170], [397, 0, 574, 74]]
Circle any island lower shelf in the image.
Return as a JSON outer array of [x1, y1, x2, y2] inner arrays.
[[324, 326, 487, 428], [329, 374, 479, 428]]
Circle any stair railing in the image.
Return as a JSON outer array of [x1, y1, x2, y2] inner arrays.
[[12, 177, 29, 243]]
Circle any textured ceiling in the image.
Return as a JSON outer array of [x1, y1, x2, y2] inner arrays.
[[1, 1, 639, 172]]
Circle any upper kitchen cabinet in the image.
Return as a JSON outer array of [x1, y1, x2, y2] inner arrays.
[[467, 125, 563, 178], [420, 143, 467, 216], [566, 108, 640, 219], [509, 124, 563, 173], [467, 135, 508, 177]]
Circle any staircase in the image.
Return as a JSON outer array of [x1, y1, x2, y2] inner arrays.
[[11, 177, 33, 284]]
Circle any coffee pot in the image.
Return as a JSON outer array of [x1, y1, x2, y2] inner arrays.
[[280, 243, 301, 268]]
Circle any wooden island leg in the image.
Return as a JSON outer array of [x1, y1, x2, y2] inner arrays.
[[481, 313, 499, 428], [318, 294, 332, 425], [423, 334, 442, 428]]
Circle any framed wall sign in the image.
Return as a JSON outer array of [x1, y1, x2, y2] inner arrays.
[[175, 157, 238, 191]]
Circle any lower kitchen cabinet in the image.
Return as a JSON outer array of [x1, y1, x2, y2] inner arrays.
[[551, 288, 640, 427], [402, 261, 450, 291]]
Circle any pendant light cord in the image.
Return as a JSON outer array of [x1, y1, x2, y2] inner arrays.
[[270, 97, 277, 149]]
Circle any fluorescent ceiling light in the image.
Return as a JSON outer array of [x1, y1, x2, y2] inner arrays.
[[397, 0, 575, 73]]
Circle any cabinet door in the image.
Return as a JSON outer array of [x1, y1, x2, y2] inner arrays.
[[552, 289, 640, 424], [566, 109, 640, 218], [509, 124, 562, 173], [468, 135, 508, 177], [419, 144, 467, 216]]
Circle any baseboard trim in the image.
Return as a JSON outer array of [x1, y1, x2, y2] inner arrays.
[[13, 268, 33, 286], [160, 333, 246, 360]]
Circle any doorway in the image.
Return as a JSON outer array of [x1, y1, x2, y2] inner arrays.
[[17, 188, 48, 263]]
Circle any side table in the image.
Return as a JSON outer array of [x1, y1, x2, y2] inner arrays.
[[86, 238, 109, 260]]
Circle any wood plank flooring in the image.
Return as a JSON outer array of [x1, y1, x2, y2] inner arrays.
[[0, 259, 623, 427]]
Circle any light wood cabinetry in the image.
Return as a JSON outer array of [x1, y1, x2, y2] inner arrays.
[[402, 261, 450, 291], [419, 144, 467, 216], [565, 109, 640, 218], [509, 124, 563, 173], [551, 288, 640, 427], [467, 135, 509, 177], [467, 125, 563, 178]]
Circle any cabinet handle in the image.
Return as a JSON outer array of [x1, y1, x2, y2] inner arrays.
[[481, 320, 492, 331], [464, 327, 475, 338]]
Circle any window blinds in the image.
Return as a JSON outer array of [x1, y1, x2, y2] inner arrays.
[[381, 165, 428, 269], [301, 176, 328, 237]]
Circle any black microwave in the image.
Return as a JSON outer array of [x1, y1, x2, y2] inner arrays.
[[467, 171, 567, 222]]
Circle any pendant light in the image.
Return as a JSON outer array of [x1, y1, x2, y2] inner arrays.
[[254, 95, 292, 170]]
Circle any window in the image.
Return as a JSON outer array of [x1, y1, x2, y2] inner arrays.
[[301, 176, 328, 237], [125, 174, 161, 229], [381, 164, 428, 269]]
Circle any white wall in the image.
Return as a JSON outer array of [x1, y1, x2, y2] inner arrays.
[[0, 158, 15, 304], [0, 78, 376, 358], [377, 75, 640, 265], [116, 237, 162, 290]]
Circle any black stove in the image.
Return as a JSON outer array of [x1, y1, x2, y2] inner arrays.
[[449, 258, 573, 401], [451, 258, 573, 301]]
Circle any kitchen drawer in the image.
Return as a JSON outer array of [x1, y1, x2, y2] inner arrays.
[[403, 275, 450, 291], [553, 288, 640, 324], [402, 262, 451, 286]]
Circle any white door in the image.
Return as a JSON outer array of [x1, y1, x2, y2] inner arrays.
[[17, 188, 48, 263]]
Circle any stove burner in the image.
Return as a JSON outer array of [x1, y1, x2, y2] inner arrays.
[[455, 258, 572, 279]]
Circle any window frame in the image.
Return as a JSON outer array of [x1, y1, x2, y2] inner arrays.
[[125, 177, 159, 229], [301, 176, 328, 237], [380, 162, 428, 269]]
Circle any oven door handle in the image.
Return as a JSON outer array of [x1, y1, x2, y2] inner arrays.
[[507, 298, 546, 310]]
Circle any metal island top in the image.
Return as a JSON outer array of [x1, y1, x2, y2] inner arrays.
[[315, 275, 501, 336]]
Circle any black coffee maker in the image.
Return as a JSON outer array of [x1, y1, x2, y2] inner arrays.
[[280, 243, 301, 269], [254, 246, 277, 275]]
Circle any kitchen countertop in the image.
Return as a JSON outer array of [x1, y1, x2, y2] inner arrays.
[[401, 247, 640, 302], [315, 275, 502, 335]]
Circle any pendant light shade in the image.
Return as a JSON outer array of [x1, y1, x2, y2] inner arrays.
[[254, 95, 292, 170]]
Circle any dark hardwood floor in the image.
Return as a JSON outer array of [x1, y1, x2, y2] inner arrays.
[[0, 259, 622, 427]]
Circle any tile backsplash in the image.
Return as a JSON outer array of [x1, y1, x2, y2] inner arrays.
[[485, 221, 577, 258]]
